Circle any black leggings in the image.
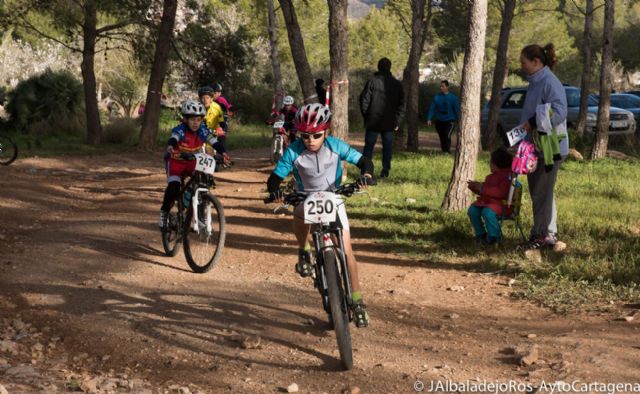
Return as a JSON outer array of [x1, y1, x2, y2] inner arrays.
[[161, 181, 180, 212], [435, 121, 455, 153]]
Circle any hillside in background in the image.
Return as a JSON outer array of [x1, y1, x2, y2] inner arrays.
[[348, 0, 386, 19]]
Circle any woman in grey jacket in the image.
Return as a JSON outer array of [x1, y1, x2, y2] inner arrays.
[[519, 43, 568, 251]]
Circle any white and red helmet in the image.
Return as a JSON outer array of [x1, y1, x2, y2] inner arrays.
[[282, 95, 294, 105], [294, 103, 331, 133]]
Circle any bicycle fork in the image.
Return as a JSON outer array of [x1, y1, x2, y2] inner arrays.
[[313, 229, 354, 317], [191, 187, 212, 234]]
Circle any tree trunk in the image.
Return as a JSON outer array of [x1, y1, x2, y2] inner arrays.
[[327, 0, 348, 140], [278, 0, 318, 103], [482, 0, 515, 151], [81, 0, 101, 145], [575, 0, 594, 138], [267, 0, 284, 97], [402, 0, 432, 152], [591, 0, 614, 160], [442, 0, 487, 211], [138, 0, 178, 151]]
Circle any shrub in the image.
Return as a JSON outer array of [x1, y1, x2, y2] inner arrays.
[[102, 117, 139, 144], [6, 69, 85, 135]]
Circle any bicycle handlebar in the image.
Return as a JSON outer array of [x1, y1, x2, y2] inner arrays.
[[263, 178, 376, 205]]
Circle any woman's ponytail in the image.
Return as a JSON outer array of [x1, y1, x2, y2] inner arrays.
[[543, 43, 557, 70]]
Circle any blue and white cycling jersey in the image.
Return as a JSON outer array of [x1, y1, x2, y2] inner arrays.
[[273, 136, 362, 192]]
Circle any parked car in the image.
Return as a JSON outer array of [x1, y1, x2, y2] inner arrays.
[[596, 93, 640, 125], [624, 91, 640, 98], [481, 86, 637, 141]]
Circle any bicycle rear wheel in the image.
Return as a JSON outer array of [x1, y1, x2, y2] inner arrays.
[[161, 203, 182, 257], [323, 247, 353, 370], [183, 192, 226, 273], [0, 135, 18, 165]]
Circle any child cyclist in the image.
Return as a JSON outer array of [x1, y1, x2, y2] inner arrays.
[[211, 82, 234, 134], [265, 103, 374, 328], [267, 95, 298, 144], [159, 100, 229, 227], [198, 86, 227, 149], [467, 148, 514, 244]]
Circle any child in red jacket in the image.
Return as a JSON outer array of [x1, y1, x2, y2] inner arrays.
[[467, 148, 514, 244]]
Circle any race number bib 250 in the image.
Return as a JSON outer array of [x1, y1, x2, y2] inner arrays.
[[303, 192, 337, 224]]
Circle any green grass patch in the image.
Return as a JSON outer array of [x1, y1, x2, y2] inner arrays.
[[345, 151, 640, 312], [6, 131, 134, 158]]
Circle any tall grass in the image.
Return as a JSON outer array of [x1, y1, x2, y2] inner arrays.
[[345, 151, 640, 312]]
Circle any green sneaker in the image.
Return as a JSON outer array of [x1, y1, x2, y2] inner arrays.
[[352, 301, 369, 328], [295, 250, 314, 278]]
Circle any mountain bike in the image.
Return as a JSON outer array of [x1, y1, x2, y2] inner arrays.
[[264, 179, 375, 370], [161, 151, 226, 273], [269, 120, 287, 164], [0, 134, 18, 165]]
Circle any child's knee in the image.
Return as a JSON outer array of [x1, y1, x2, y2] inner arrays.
[[480, 208, 498, 220], [467, 205, 480, 218]]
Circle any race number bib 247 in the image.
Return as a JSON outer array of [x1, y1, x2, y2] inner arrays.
[[194, 153, 216, 175]]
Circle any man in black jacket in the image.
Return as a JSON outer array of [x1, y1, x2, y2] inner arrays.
[[359, 57, 405, 178], [315, 79, 327, 105]]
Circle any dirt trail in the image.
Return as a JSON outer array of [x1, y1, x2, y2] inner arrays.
[[0, 146, 639, 393]]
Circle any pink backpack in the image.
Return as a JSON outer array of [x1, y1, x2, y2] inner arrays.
[[512, 140, 538, 175]]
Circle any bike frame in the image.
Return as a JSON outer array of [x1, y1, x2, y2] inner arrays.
[[175, 173, 214, 234]]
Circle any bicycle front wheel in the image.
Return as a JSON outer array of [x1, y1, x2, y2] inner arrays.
[[183, 192, 226, 273], [270, 136, 282, 164], [323, 247, 353, 370], [0, 135, 18, 165], [161, 202, 182, 257]]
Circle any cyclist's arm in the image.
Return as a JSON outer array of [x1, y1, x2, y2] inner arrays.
[[168, 136, 178, 148], [208, 138, 226, 154], [268, 148, 295, 195], [356, 155, 373, 176], [266, 173, 284, 195], [167, 126, 184, 149], [199, 124, 226, 154], [332, 138, 373, 176]]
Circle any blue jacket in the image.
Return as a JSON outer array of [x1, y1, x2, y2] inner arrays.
[[520, 66, 569, 156], [427, 92, 460, 122]]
